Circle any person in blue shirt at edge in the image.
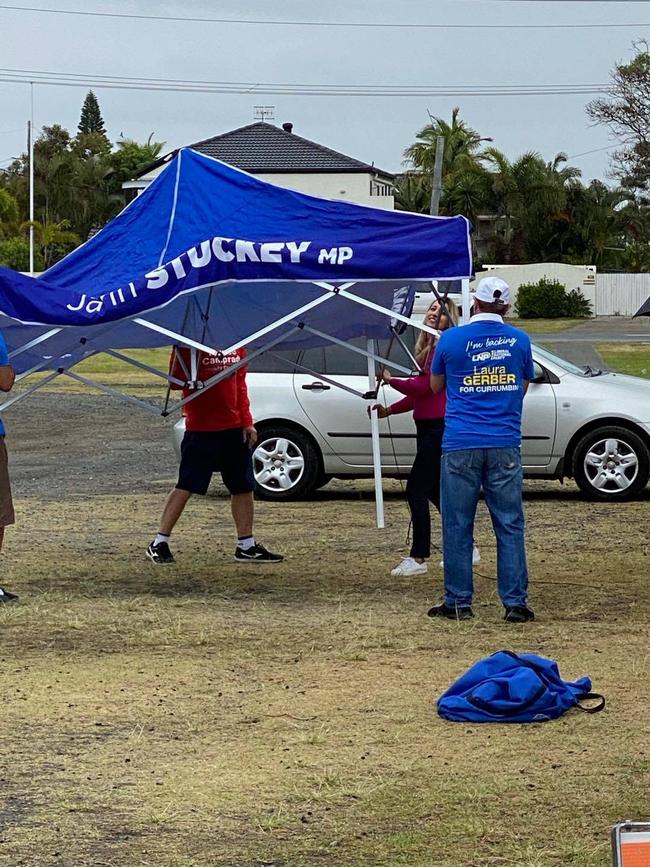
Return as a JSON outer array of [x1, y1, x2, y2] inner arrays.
[[0, 330, 17, 603], [429, 276, 535, 624]]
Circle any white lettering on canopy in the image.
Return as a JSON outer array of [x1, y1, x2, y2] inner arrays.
[[65, 235, 354, 316]]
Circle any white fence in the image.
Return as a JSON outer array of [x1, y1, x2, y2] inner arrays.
[[595, 274, 650, 317], [478, 264, 650, 317]]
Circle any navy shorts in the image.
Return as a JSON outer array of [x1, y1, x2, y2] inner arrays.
[[177, 429, 255, 496]]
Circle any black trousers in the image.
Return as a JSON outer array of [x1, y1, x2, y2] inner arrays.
[[406, 419, 444, 559]]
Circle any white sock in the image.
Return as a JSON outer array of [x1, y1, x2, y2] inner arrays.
[[238, 536, 255, 551], [154, 533, 170, 547]]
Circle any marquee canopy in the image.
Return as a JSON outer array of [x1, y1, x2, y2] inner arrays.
[[0, 147, 474, 526]]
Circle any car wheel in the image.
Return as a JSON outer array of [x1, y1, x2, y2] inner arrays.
[[253, 425, 320, 501], [572, 425, 650, 501]]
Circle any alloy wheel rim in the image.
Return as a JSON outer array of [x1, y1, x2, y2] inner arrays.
[[583, 437, 639, 492], [253, 436, 305, 492]]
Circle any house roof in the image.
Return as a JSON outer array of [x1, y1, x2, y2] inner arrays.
[[137, 122, 394, 179]]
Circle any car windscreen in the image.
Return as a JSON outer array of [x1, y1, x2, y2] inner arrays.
[[533, 344, 591, 376]]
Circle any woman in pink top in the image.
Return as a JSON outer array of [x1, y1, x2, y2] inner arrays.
[[374, 298, 476, 577]]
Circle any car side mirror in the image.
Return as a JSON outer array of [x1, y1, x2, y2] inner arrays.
[[532, 362, 547, 384]]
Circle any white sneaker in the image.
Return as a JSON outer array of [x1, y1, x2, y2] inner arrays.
[[390, 557, 428, 577], [439, 546, 481, 568]]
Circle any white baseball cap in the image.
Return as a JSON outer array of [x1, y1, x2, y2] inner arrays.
[[474, 276, 510, 305]]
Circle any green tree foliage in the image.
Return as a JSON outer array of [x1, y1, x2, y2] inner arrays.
[[482, 149, 583, 263], [401, 108, 650, 269], [587, 41, 650, 193], [105, 135, 164, 199], [21, 219, 81, 270], [0, 189, 19, 236], [394, 172, 431, 214], [0, 237, 43, 271], [78, 91, 111, 148], [402, 107, 492, 224], [0, 94, 165, 266]]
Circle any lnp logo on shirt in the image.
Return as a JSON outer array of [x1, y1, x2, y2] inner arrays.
[[471, 349, 512, 363], [462, 336, 520, 395]]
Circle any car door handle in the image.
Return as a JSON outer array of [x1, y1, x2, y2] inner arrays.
[[302, 382, 331, 391]]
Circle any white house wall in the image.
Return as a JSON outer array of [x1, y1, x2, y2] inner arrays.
[[254, 172, 394, 209], [129, 165, 393, 209]]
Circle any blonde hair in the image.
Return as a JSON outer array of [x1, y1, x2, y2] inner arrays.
[[415, 298, 460, 366]]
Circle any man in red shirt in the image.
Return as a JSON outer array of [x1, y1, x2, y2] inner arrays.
[[146, 346, 283, 565]]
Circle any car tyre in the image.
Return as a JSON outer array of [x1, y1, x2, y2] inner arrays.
[[572, 425, 650, 501], [253, 425, 320, 501]]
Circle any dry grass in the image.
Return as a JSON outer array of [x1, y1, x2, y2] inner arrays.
[[508, 319, 584, 334], [1, 478, 649, 866], [596, 343, 650, 379]]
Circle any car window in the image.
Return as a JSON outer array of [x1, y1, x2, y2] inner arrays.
[[247, 349, 301, 373], [323, 338, 370, 376], [250, 331, 422, 378], [299, 347, 326, 374], [321, 333, 419, 377]]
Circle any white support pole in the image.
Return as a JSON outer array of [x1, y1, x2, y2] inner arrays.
[[300, 324, 413, 375], [461, 278, 471, 324], [367, 338, 385, 529], [325, 284, 440, 339], [8, 327, 61, 360], [221, 291, 334, 355], [132, 318, 221, 354]]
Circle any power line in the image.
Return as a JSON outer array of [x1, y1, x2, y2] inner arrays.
[[0, 3, 648, 28], [0, 68, 611, 97], [567, 144, 615, 158]]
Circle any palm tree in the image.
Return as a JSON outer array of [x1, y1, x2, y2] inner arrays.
[[402, 109, 493, 224], [21, 219, 81, 269], [404, 107, 486, 175], [482, 148, 583, 262], [393, 172, 431, 214]]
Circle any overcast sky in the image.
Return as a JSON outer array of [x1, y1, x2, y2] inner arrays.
[[1, 0, 649, 184]]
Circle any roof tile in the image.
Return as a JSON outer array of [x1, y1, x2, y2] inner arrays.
[[184, 122, 392, 176]]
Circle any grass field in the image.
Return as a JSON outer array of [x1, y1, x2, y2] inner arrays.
[[14, 348, 172, 394], [508, 318, 584, 334], [2, 477, 649, 866], [597, 343, 650, 379]]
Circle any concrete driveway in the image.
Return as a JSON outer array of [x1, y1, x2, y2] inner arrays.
[[528, 316, 650, 343]]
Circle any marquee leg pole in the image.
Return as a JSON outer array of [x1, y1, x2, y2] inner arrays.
[[367, 338, 385, 529], [461, 278, 472, 324]]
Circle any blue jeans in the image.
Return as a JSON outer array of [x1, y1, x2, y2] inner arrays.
[[440, 447, 529, 610]]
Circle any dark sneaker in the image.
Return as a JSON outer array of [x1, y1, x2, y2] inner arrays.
[[0, 586, 19, 604], [427, 603, 474, 621], [146, 541, 175, 564], [504, 606, 535, 623], [235, 543, 283, 563]]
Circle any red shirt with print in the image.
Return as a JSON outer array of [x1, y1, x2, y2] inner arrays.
[[169, 347, 253, 433]]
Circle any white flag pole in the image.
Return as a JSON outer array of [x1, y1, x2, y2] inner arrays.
[[28, 81, 35, 276]]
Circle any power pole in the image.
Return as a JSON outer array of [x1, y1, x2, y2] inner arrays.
[[429, 135, 445, 216]]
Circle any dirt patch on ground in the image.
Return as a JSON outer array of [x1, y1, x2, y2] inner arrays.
[[1, 392, 649, 866]]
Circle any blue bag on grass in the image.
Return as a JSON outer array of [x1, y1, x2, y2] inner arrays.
[[437, 650, 605, 723]]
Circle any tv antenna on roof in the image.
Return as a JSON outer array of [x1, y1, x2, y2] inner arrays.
[[254, 105, 275, 122]]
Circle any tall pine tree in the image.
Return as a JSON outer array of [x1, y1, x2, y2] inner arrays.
[[77, 91, 110, 146]]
